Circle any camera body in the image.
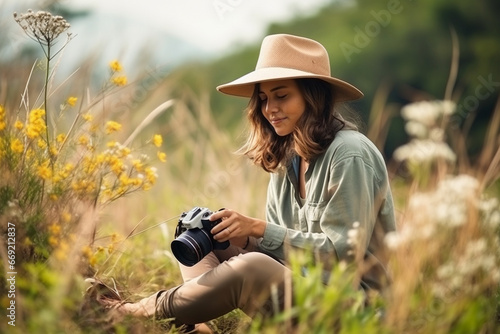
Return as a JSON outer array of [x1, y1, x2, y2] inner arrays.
[[171, 207, 229, 266]]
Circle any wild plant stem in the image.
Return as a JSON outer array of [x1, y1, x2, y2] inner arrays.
[[44, 44, 52, 160]]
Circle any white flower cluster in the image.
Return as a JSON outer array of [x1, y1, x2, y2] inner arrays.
[[385, 174, 500, 249], [13, 9, 71, 46], [401, 100, 455, 134], [432, 238, 500, 300], [393, 139, 456, 165], [394, 100, 456, 164]]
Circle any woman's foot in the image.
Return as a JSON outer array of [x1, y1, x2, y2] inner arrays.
[[99, 294, 157, 318]]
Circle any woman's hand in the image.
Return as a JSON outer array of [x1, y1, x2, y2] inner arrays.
[[210, 209, 266, 247]]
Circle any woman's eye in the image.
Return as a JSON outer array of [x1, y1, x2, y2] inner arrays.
[[277, 94, 287, 99]]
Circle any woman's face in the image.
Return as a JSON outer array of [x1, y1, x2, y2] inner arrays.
[[258, 79, 306, 136]]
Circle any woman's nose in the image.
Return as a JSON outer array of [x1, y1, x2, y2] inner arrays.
[[264, 99, 278, 113]]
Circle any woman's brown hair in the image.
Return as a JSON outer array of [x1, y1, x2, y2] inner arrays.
[[240, 78, 355, 172]]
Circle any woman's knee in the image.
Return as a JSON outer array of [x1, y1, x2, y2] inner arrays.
[[228, 252, 287, 282]]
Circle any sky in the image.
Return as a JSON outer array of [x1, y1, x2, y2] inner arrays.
[[2, 0, 331, 75], [68, 0, 331, 54]]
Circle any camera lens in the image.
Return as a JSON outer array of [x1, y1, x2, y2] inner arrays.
[[171, 228, 213, 266]]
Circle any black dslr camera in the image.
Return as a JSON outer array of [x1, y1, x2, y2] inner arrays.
[[171, 207, 230, 266]]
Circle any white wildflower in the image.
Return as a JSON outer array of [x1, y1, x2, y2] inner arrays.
[[405, 121, 428, 138], [384, 231, 402, 249], [393, 139, 456, 163], [432, 237, 500, 300], [401, 100, 456, 127], [479, 197, 500, 228], [14, 9, 71, 44], [401, 101, 440, 127], [13, 9, 73, 59], [441, 100, 456, 115], [429, 128, 445, 141]]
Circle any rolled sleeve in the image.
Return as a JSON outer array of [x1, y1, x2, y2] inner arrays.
[[260, 223, 287, 250]]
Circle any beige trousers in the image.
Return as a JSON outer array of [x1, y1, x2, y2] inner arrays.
[[156, 246, 289, 326]]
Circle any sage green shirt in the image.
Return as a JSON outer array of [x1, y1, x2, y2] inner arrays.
[[257, 130, 396, 289]]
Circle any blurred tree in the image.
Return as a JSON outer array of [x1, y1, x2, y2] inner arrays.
[[173, 0, 499, 160]]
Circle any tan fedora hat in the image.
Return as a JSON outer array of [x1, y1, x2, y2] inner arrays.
[[216, 34, 363, 102]]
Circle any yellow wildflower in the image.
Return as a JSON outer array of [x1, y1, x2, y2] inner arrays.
[[118, 146, 131, 158], [37, 139, 47, 149], [109, 60, 123, 72], [96, 153, 106, 164], [119, 174, 132, 187], [63, 163, 74, 174], [49, 236, 59, 247], [62, 212, 72, 223], [111, 75, 127, 86], [14, 120, 24, 130], [110, 233, 120, 243], [54, 163, 74, 182], [157, 151, 167, 162], [153, 134, 163, 147], [109, 156, 124, 175], [105, 121, 122, 134], [81, 245, 93, 260], [82, 113, 93, 122], [89, 255, 98, 267], [10, 139, 24, 154], [49, 146, 58, 157], [54, 241, 69, 261], [132, 159, 144, 172], [37, 161, 52, 180], [56, 133, 66, 143], [143, 166, 158, 190], [49, 223, 61, 236], [78, 135, 89, 146], [71, 179, 96, 194], [26, 108, 46, 139], [82, 156, 98, 174], [130, 177, 142, 186], [66, 96, 78, 107]]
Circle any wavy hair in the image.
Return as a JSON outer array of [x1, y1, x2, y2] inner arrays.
[[240, 78, 355, 172]]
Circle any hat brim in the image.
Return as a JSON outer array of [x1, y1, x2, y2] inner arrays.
[[216, 67, 363, 102]]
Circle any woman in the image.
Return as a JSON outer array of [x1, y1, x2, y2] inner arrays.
[[92, 34, 396, 332]]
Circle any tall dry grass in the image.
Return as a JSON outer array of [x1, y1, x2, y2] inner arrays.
[[1, 9, 499, 334]]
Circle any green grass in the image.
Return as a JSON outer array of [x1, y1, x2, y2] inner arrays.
[[1, 10, 500, 334]]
